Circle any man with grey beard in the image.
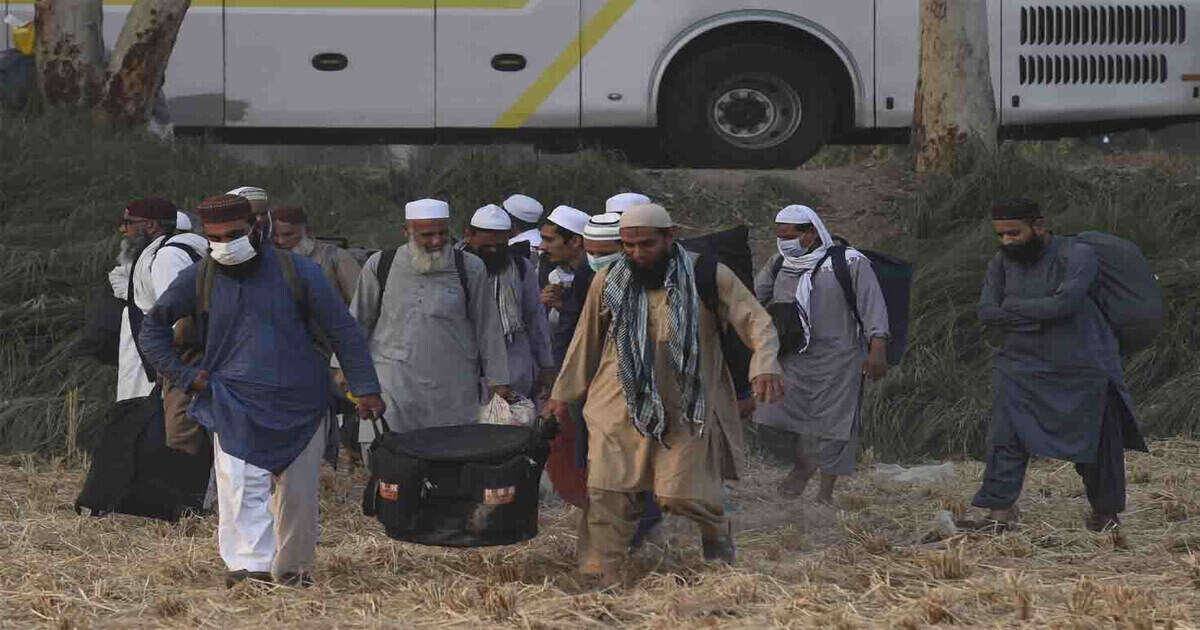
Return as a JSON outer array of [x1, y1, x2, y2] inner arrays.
[[337, 199, 510, 439]]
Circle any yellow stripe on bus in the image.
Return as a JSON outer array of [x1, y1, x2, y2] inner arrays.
[[493, 0, 635, 129]]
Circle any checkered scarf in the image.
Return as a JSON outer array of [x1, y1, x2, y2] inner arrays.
[[601, 244, 705, 442]]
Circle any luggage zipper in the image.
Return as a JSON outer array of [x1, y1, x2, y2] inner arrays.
[[421, 478, 436, 499]]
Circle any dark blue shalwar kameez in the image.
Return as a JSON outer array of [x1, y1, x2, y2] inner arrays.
[[973, 237, 1146, 515]]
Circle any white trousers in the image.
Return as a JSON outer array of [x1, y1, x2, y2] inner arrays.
[[212, 418, 326, 578]]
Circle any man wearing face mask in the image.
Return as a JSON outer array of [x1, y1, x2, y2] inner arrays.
[[972, 198, 1145, 532], [461, 204, 554, 403], [111, 197, 209, 403], [139, 194, 384, 588], [271, 205, 362, 306], [339, 199, 510, 440], [545, 204, 783, 585], [754, 205, 890, 505]]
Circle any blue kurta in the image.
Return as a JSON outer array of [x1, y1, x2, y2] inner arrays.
[[979, 236, 1135, 463], [141, 247, 380, 473]]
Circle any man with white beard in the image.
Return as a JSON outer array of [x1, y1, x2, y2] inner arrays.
[[338, 199, 511, 439]]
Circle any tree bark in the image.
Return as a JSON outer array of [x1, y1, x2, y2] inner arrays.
[[33, 0, 105, 107], [913, 0, 998, 173], [97, 0, 191, 126]]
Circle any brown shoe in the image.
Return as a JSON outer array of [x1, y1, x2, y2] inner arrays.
[[984, 505, 1021, 531], [1085, 511, 1120, 532], [224, 570, 273, 589]]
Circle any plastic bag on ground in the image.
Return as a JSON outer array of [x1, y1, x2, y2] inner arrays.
[[873, 462, 954, 484]]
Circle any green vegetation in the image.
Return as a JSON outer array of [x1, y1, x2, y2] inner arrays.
[[1, 111, 1197, 461]]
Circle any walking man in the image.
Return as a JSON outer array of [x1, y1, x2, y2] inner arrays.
[[140, 194, 384, 587], [340, 199, 510, 437], [272, 205, 362, 305], [754, 205, 890, 504], [537, 205, 592, 368], [973, 197, 1146, 531], [462, 204, 554, 402], [545, 204, 782, 584]]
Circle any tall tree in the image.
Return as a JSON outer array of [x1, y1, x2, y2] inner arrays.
[[912, 0, 998, 173], [34, 0, 190, 127]]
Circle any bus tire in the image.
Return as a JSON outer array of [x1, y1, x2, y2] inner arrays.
[[661, 44, 837, 169]]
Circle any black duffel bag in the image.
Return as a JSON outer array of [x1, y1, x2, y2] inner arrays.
[[362, 416, 559, 547]]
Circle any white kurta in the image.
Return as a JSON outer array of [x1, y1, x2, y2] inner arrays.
[[113, 233, 209, 401], [346, 245, 509, 435]]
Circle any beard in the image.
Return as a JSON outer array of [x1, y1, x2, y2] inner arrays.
[[1001, 237, 1046, 265], [411, 244, 451, 275], [118, 234, 152, 265], [630, 254, 670, 290], [469, 248, 512, 276]]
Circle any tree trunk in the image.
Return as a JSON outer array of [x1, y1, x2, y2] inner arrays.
[[912, 0, 998, 173], [97, 0, 191, 126], [33, 0, 104, 106]]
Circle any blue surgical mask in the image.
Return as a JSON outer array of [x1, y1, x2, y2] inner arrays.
[[777, 237, 805, 258], [587, 251, 622, 272]]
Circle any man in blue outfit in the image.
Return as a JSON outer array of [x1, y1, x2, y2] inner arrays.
[[973, 197, 1146, 532], [141, 194, 384, 588]]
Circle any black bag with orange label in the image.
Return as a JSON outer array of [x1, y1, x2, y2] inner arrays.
[[362, 417, 558, 547]]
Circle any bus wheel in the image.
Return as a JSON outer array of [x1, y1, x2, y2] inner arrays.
[[662, 44, 836, 169]]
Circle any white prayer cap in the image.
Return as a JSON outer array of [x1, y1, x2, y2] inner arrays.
[[226, 186, 268, 203], [583, 213, 622, 241], [176, 211, 192, 231], [606, 192, 651, 215], [405, 198, 450, 221], [619, 203, 673, 229], [502, 194, 544, 223], [547, 205, 590, 236], [775, 204, 818, 225], [470, 204, 512, 231]]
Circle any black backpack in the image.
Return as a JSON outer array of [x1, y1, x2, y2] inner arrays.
[[73, 283, 126, 366], [75, 387, 213, 522], [770, 241, 913, 366], [680, 226, 756, 396], [362, 417, 558, 547]]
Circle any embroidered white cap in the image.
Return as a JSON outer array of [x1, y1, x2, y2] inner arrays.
[[605, 192, 651, 215], [502, 194, 544, 223], [225, 186, 268, 203], [547, 205, 590, 236], [405, 198, 451, 220], [470, 204, 513, 231], [583, 213, 622, 241]]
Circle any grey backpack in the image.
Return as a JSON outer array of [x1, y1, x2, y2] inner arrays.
[[1063, 232, 1165, 354]]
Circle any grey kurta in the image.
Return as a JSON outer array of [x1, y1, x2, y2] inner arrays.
[[754, 253, 890, 447], [345, 244, 509, 434], [979, 236, 1137, 463], [495, 257, 554, 399]]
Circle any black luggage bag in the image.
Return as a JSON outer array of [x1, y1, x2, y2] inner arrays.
[[362, 417, 558, 547], [75, 388, 212, 522]]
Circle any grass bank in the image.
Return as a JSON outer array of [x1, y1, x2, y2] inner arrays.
[[1, 111, 1197, 461]]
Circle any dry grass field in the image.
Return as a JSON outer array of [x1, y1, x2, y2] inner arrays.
[[3, 439, 1198, 630]]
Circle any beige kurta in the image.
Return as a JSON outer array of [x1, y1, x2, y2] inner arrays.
[[296, 238, 362, 306], [551, 257, 781, 503]]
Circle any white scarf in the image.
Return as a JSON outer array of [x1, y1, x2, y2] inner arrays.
[[776, 205, 863, 353]]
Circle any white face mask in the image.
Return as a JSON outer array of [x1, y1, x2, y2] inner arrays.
[[209, 235, 258, 266], [777, 237, 805, 258], [587, 251, 622, 272]]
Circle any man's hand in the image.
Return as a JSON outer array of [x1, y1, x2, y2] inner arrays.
[[490, 384, 513, 402], [751, 374, 784, 404], [536, 369, 557, 400], [737, 396, 756, 421], [543, 399, 569, 422], [355, 394, 386, 421], [332, 369, 348, 393], [863, 337, 889, 382], [189, 370, 211, 395], [540, 284, 564, 311]]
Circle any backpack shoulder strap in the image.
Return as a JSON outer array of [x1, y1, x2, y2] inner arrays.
[[828, 246, 865, 332], [512, 252, 528, 281], [157, 240, 203, 263], [694, 253, 720, 316], [374, 247, 399, 317], [277, 249, 333, 358], [771, 254, 784, 280], [454, 248, 471, 312]]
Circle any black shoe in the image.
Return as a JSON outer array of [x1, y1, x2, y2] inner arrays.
[[702, 535, 737, 565], [278, 572, 314, 588], [224, 570, 273, 589]]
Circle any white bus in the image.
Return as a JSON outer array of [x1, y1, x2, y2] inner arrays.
[[7, 1, 1200, 167]]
